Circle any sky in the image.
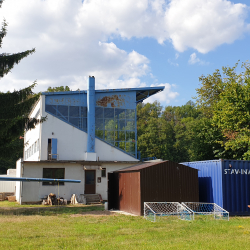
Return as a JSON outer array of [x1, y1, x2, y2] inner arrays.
[[0, 0, 250, 107]]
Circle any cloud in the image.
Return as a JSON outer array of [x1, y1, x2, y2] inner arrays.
[[144, 83, 179, 104], [0, 0, 249, 96], [188, 52, 208, 65], [165, 0, 249, 53], [168, 59, 179, 67], [0, 0, 155, 93]]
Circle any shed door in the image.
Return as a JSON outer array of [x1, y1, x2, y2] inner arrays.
[[119, 172, 141, 215], [85, 170, 96, 194]]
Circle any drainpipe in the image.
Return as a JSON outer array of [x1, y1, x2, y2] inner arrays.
[[87, 76, 95, 153]]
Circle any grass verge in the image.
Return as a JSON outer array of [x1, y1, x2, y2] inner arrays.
[[0, 203, 249, 249]]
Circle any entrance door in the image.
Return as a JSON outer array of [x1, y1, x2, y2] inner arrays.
[[85, 170, 96, 194]]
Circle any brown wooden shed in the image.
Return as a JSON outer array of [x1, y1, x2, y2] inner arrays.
[[108, 160, 199, 215]]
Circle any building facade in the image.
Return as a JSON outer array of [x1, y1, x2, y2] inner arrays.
[[16, 77, 164, 203]]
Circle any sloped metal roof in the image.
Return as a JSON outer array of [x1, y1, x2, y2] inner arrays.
[[42, 86, 165, 103], [114, 160, 169, 172]]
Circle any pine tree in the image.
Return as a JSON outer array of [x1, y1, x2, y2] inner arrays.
[[0, 1, 41, 173]]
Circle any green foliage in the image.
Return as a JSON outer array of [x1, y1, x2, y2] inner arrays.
[[211, 62, 250, 159], [195, 69, 224, 118], [0, 49, 35, 77], [0, 2, 41, 173], [136, 61, 250, 162], [0, 18, 7, 48], [0, 5, 35, 78], [0, 83, 42, 173], [137, 101, 165, 159], [137, 101, 211, 162], [195, 61, 250, 160], [46, 86, 71, 92]]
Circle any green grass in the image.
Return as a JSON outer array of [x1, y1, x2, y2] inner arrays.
[[0, 202, 249, 249], [0, 201, 103, 216], [0, 200, 41, 207]]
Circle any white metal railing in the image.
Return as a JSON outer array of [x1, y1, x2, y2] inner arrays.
[[48, 154, 59, 160]]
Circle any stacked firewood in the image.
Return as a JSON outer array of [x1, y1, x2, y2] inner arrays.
[[42, 193, 67, 205]]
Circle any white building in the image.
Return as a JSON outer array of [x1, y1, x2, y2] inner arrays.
[[0, 169, 16, 193], [16, 77, 164, 204]]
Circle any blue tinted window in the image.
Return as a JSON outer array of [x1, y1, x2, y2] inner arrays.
[[81, 107, 87, 118], [45, 104, 87, 132], [45, 104, 136, 156], [95, 107, 136, 156], [57, 106, 68, 121], [69, 106, 79, 117], [45, 105, 57, 115]]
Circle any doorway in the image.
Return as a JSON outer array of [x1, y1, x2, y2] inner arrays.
[[85, 170, 96, 194]]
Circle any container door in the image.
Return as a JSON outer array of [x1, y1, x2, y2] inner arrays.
[[85, 170, 96, 194]]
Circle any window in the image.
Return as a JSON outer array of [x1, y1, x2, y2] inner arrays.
[[101, 168, 106, 178], [95, 107, 136, 156], [45, 104, 136, 156], [47, 138, 58, 160], [43, 168, 65, 185], [37, 139, 39, 152], [45, 105, 57, 115], [45, 104, 88, 132]]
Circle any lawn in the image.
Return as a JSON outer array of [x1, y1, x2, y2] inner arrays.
[[0, 202, 249, 249]]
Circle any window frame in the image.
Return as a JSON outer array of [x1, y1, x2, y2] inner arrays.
[[42, 168, 65, 186], [101, 168, 106, 178]]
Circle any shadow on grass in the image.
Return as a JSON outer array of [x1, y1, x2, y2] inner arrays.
[[0, 204, 104, 216]]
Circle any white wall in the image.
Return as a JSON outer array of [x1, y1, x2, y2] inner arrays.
[[24, 98, 42, 161], [95, 139, 138, 162], [23, 94, 138, 162], [20, 162, 134, 203], [0, 168, 17, 193], [40, 113, 88, 161], [0, 176, 16, 193], [40, 112, 138, 162], [15, 158, 22, 203]]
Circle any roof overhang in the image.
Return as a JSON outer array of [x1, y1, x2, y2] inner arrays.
[[41, 86, 165, 103]]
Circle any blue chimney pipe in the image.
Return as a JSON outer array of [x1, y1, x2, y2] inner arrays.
[[87, 76, 95, 152]]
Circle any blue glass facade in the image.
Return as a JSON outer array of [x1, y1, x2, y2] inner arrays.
[[45, 91, 137, 157], [95, 107, 136, 155], [43, 85, 164, 158], [45, 105, 87, 131]]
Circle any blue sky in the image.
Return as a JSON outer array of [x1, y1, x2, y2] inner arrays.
[[0, 0, 250, 107]]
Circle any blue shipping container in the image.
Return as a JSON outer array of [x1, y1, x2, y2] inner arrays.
[[181, 159, 250, 215]]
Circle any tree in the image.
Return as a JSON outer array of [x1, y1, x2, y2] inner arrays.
[[195, 69, 224, 118], [212, 62, 250, 159], [46, 86, 71, 92], [137, 101, 164, 159], [195, 61, 250, 160], [0, 1, 41, 173]]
